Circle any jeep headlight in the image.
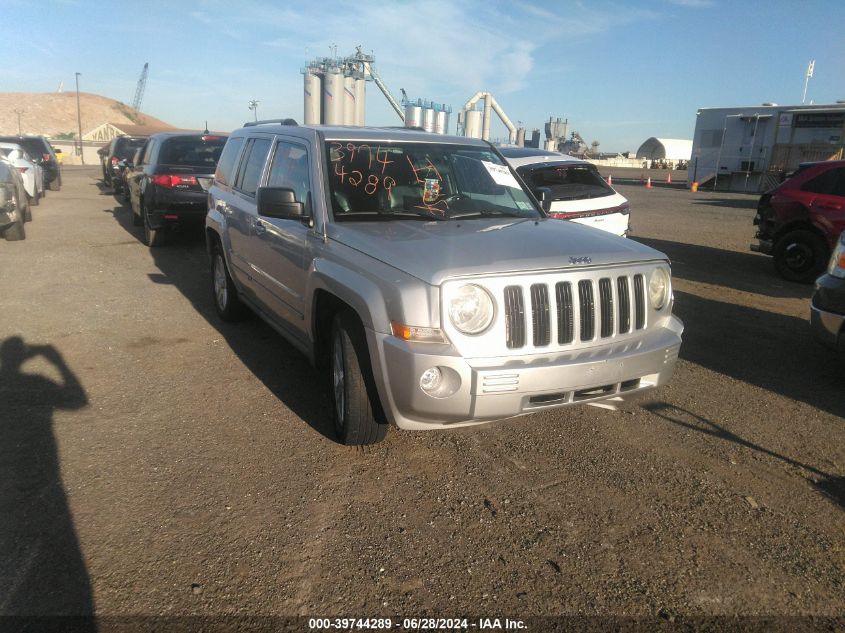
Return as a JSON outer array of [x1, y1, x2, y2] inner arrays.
[[648, 267, 670, 310], [828, 233, 845, 279], [448, 284, 494, 334]]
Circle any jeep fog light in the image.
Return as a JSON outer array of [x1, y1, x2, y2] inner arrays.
[[648, 268, 669, 310], [419, 366, 461, 398], [448, 284, 494, 334]]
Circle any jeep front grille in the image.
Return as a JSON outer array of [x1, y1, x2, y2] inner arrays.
[[504, 274, 646, 349]]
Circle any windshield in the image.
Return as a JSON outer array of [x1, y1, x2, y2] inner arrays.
[[522, 164, 613, 201], [325, 141, 540, 221]]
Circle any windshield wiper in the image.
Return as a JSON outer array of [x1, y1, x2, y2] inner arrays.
[[449, 209, 527, 219], [338, 209, 447, 221]]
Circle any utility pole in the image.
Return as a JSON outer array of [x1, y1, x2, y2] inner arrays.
[[802, 59, 815, 105], [13, 109, 23, 135], [248, 99, 259, 122], [75, 72, 85, 164]]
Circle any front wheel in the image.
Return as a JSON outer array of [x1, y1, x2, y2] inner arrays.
[[330, 311, 388, 445], [773, 229, 829, 283]]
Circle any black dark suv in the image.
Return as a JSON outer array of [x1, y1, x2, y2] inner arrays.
[[126, 132, 227, 247], [99, 136, 148, 190], [0, 135, 61, 191]]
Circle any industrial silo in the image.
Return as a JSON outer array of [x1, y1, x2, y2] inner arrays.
[[303, 68, 322, 126], [322, 66, 344, 125], [422, 104, 436, 133], [404, 101, 423, 129], [354, 75, 366, 126], [516, 127, 525, 147], [342, 74, 356, 125], [434, 105, 450, 135], [464, 109, 482, 138]]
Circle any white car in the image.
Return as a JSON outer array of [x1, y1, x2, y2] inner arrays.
[[0, 142, 44, 208], [501, 148, 630, 237]]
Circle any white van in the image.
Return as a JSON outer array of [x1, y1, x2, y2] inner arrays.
[[502, 148, 630, 237]]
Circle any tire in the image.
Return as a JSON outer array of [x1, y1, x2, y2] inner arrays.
[[131, 193, 143, 226], [142, 203, 165, 247], [49, 173, 60, 191], [29, 191, 39, 207], [4, 200, 25, 241], [773, 229, 829, 283], [330, 311, 388, 445], [24, 204, 32, 223], [211, 243, 248, 321]]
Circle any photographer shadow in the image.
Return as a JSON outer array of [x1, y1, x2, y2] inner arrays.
[[0, 336, 95, 625]]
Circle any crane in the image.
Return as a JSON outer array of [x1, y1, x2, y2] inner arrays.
[[131, 63, 149, 112]]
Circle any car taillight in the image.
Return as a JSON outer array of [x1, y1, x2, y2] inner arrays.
[[43, 153, 51, 162], [111, 157, 120, 165], [201, 135, 224, 141], [151, 174, 198, 188]]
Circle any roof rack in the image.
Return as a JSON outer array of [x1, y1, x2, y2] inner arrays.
[[243, 118, 298, 127]]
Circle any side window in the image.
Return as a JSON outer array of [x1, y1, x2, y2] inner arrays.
[[800, 168, 845, 195], [213, 137, 244, 186], [136, 141, 149, 165], [141, 140, 154, 165], [267, 141, 312, 212], [235, 138, 271, 196]]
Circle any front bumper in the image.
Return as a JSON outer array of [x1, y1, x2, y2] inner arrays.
[[371, 316, 684, 430], [811, 274, 845, 352], [750, 238, 773, 255]]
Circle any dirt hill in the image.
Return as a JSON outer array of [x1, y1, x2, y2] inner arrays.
[[0, 92, 174, 137]]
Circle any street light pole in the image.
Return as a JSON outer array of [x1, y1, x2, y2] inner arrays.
[[13, 109, 23, 135], [75, 72, 84, 164], [248, 99, 259, 122]]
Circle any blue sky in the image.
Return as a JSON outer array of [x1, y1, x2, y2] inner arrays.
[[3, 0, 844, 151]]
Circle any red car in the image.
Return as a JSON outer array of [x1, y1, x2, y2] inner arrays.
[[753, 160, 845, 282]]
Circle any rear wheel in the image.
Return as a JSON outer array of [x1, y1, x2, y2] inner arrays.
[[773, 229, 829, 283], [132, 194, 143, 226], [330, 311, 388, 446], [211, 243, 248, 321], [142, 204, 165, 247], [4, 198, 25, 241], [49, 173, 60, 191], [29, 191, 39, 207]]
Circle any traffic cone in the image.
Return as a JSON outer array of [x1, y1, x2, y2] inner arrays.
[[666, 173, 672, 184], [645, 177, 652, 189], [607, 174, 612, 185]]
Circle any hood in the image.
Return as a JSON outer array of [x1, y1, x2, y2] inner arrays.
[[328, 218, 667, 286]]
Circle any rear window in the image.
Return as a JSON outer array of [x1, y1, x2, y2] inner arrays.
[[0, 137, 49, 158], [521, 165, 613, 201], [158, 136, 227, 168], [214, 137, 244, 187], [113, 138, 147, 160]]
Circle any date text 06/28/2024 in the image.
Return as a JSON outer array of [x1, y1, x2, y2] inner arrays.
[[308, 617, 527, 630]]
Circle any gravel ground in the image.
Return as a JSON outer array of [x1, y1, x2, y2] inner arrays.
[[0, 168, 843, 630]]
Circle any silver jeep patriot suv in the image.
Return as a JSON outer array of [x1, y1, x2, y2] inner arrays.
[[206, 121, 684, 445]]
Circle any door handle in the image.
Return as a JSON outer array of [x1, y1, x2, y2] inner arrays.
[[254, 219, 266, 235]]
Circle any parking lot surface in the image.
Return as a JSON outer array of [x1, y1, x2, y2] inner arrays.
[[1, 168, 843, 624]]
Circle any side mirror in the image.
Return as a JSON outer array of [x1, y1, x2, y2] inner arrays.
[[257, 186, 307, 220], [534, 186, 552, 213]]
